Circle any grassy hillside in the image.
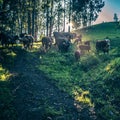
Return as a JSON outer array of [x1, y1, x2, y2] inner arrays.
[[75, 22, 120, 41], [38, 22, 120, 119], [0, 22, 120, 119]]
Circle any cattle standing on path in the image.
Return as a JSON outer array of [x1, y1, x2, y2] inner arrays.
[[20, 34, 34, 50], [53, 32, 72, 52], [23, 35, 34, 49], [96, 39, 110, 54], [41, 37, 52, 51]]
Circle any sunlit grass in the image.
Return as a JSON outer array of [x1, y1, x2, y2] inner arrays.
[[0, 65, 4, 71], [105, 58, 120, 73], [7, 51, 16, 57], [74, 90, 94, 107], [0, 73, 12, 81], [0, 65, 12, 81], [33, 42, 42, 49]]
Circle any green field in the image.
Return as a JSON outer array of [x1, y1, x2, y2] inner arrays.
[[75, 22, 120, 41], [38, 22, 120, 119]]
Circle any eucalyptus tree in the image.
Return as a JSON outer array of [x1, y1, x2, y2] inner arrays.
[[72, 0, 105, 28], [41, 0, 65, 36], [0, 0, 19, 32], [0, 0, 105, 38]]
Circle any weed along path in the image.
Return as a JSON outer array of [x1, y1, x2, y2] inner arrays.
[[10, 48, 95, 120]]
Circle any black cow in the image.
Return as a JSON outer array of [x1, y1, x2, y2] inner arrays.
[[8, 35, 20, 46], [53, 32, 71, 52], [20, 34, 34, 49], [23, 35, 34, 49], [0, 32, 15, 47], [58, 39, 70, 52], [96, 39, 110, 54]]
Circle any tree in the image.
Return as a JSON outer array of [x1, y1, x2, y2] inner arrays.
[[0, 0, 105, 38], [72, 0, 105, 28], [113, 13, 118, 22]]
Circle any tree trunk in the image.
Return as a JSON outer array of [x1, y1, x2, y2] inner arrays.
[[49, 0, 53, 37], [28, 11, 32, 34]]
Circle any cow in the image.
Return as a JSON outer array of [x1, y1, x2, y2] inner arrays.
[[0, 31, 21, 47], [20, 34, 34, 49], [84, 41, 90, 46], [96, 39, 110, 54], [41, 36, 52, 51], [24, 35, 34, 49], [74, 50, 81, 61], [53, 32, 71, 52], [79, 45, 91, 52], [8, 35, 20, 46], [74, 34, 82, 45], [58, 38, 70, 52]]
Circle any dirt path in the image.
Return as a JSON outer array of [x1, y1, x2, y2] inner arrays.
[[10, 48, 94, 120]]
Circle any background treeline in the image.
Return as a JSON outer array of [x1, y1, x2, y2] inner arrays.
[[0, 0, 104, 39]]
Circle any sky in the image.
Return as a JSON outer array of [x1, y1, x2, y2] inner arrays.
[[94, 0, 120, 24]]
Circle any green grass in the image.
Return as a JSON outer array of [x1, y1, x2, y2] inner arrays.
[[0, 48, 17, 120], [75, 22, 120, 41], [38, 22, 120, 119], [0, 22, 120, 120]]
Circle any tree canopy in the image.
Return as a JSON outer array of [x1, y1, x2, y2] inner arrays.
[[0, 0, 105, 38]]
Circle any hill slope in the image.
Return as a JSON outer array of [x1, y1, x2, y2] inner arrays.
[[0, 22, 120, 120], [75, 22, 120, 41]]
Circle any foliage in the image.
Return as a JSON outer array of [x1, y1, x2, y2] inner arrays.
[[72, 0, 105, 27], [0, 0, 105, 37]]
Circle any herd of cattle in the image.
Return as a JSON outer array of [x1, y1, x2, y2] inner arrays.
[[0, 31, 110, 60], [0, 32, 34, 49], [0, 32, 35, 49]]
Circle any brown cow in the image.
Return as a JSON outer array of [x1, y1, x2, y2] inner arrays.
[[41, 36, 52, 51], [84, 41, 90, 46], [74, 50, 81, 61], [79, 45, 91, 52]]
